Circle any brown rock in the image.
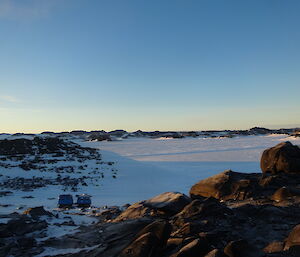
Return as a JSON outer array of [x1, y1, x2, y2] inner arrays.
[[285, 224, 300, 250], [120, 232, 159, 257], [189, 170, 259, 200], [23, 206, 53, 218], [171, 238, 210, 257], [204, 249, 224, 257], [144, 192, 191, 214], [271, 187, 292, 201], [166, 237, 184, 252], [224, 240, 263, 257], [261, 141, 300, 174], [263, 241, 284, 253], [114, 192, 191, 222], [135, 219, 172, 247], [113, 202, 152, 222], [175, 198, 232, 221]]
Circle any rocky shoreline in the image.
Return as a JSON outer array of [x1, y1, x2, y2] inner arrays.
[[1, 141, 300, 257]]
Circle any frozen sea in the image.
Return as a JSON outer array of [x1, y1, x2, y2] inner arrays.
[[81, 134, 300, 206]]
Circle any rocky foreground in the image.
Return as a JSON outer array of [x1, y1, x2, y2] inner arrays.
[[2, 141, 300, 257]]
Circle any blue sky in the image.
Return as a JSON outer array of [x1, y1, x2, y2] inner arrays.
[[0, 0, 300, 133]]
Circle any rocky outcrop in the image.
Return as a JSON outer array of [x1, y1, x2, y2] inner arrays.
[[119, 220, 172, 257], [189, 170, 260, 200], [261, 141, 300, 174], [189, 168, 300, 203], [114, 192, 191, 222], [144, 192, 191, 214], [224, 240, 262, 257], [284, 224, 300, 250]]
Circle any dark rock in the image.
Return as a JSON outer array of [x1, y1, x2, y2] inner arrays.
[[271, 187, 292, 201], [271, 186, 300, 201], [113, 202, 153, 222], [174, 198, 232, 221], [88, 133, 111, 141], [287, 245, 300, 257], [144, 192, 191, 215], [166, 237, 184, 252], [119, 219, 171, 257], [135, 219, 172, 246], [87, 218, 153, 257], [249, 127, 272, 135], [223, 240, 263, 257], [204, 249, 224, 257], [0, 217, 47, 237], [171, 238, 210, 257], [97, 207, 122, 221], [261, 141, 300, 174], [190, 170, 260, 200], [263, 241, 284, 253], [119, 232, 159, 257], [171, 222, 208, 238], [23, 206, 53, 218], [114, 192, 190, 222], [0, 191, 13, 197], [284, 224, 300, 250], [17, 237, 37, 249]]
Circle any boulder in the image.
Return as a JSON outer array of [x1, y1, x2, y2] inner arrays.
[[271, 187, 292, 201], [171, 198, 232, 237], [284, 224, 300, 250], [189, 170, 259, 200], [0, 217, 47, 238], [171, 222, 209, 238], [263, 241, 284, 253], [23, 206, 53, 218], [135, 219, 172, 247], [173, 198, 232, 225], [261, 141, 300, 174], [166, 237, 184, 252], [120, 220, 172, 257], [223, 240, 263, 257], [171, 238, 210, 257], [204, 249, 224, 257], [114, 192, 191, 222], [113, 202, 153, 222], [86, 218, 153, 257], [119, 232, 158, 257], [144, 192, 191, 214]]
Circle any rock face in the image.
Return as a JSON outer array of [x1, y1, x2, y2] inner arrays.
[[144, 192, 191, 214], [261, 141, 300, 174], [189, 170, 260, 200], [224, 240, 262, 257], [114, 192, 191, 222], [284, 224, 300, 250], [119, 220, 172, 257]]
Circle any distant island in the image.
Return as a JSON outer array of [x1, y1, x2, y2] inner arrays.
[[2, 127, 300, 142]]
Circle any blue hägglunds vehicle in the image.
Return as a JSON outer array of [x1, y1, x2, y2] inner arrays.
[[76, 194, 92, 207], [58, 194, 73, 208]]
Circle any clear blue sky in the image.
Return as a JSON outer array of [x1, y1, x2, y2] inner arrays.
[[0, 0, 300, 133]]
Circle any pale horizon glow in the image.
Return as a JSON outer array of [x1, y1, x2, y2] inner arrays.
[[1, 0, 300, 133]]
